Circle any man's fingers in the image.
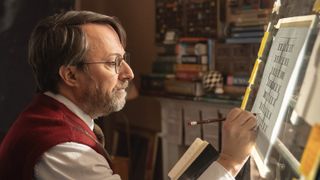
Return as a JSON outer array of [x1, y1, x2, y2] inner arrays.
[[229, 110, 256, 127], [242, 116, 257, 131], [226, 108, 242, 122]]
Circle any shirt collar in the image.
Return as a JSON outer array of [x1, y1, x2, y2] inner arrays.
[[44, 91, 94, 130]]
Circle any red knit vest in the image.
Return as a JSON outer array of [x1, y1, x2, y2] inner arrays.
[[0, 94, 110, 180]]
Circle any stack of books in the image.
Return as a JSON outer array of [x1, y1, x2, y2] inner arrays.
[[223, 74, 249, 96], [140, 43, 177, 95], [141, 37, 215, 97], [226, 24, 266, 44], [225, 0, 272, 44], [164, 37, 214, 97]]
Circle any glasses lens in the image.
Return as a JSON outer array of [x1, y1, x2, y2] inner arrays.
[[114, 56, 120, 74], [115, 53, 130, 74]]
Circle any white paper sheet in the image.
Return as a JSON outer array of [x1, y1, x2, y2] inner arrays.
[[251, 24, 310, 163]]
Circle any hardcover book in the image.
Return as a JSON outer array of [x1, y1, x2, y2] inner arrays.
[[175, 64, 208, 72], [164, 79, 204, 97], [168, 138, 219, 180]]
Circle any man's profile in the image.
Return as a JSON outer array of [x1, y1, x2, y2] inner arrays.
[[0, 10, 256, 180]]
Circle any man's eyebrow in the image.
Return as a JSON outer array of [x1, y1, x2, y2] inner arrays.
[[107, 53, 122, 57], [101, 53, 122, 60]]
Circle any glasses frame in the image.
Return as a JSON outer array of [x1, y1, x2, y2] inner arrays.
[[80, 53, 130, 74]]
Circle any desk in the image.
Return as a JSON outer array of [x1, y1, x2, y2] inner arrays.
[[157, 97, 240, 179]]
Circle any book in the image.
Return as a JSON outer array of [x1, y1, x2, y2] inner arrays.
[[225, 37, 262, 44], [140, 73, 175, 92], [164, 79, 204, 97], [231, 31, 264, 38], [180, 55, 208, 64], [168, 138, 219, 180], [231, 25, 266, 33], [229, 9, 271, 25], [175, 70, 203, 81], [156, 44, 177, 56], [175, 64, 208, 72], [226, 75, 249, 86], [152, 60, 176, 74], [223, 85, 246, 95], [177, 38, 210, 54], [156, 55, 177, 62]]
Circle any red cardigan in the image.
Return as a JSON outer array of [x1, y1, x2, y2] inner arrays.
[[0, 94, 109, 180]]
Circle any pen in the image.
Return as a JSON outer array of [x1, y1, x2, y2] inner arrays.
[[188, 118, 226, 126]]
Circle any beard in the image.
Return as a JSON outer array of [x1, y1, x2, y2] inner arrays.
[[79, 81, 128, 118]]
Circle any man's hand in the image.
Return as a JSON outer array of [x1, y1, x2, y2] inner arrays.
[[217, 108, 257, 177]]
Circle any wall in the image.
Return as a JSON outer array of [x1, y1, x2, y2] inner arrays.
[[78, 0, 157, 85], [0, 0, 74, 136], [77, 0, 161, 132]]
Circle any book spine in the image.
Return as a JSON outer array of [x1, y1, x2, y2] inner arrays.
[[231, 25, 265, 33], [164, 80, 204, 96], [225, 37, 262, 44], [226, 75, 249, 86], [180, 55, 208, 64], [156, 55, 177, 62], [223, 85, 246, 95], [208, 39, 215, 71], [234, 20, 269, 27], [152, 61, 175, 74], [231, 31, 264, 38], [175, 64, 208, 72], [156, 44, 177, 55], [175, 71, 203, 81], [179, 37, 208, 42]]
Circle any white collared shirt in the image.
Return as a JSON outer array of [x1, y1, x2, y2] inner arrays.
[[34, 92, 234, 180], [34, 92, 121, 180], [199, 161, 235, 180]]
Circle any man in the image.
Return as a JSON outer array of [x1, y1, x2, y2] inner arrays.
[[0, 10, 256, 179]]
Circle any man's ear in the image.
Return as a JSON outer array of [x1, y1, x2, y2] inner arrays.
[[58, 65, 79, 87]]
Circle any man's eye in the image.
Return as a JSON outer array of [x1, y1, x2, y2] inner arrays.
[[105, 61, 116, 66]]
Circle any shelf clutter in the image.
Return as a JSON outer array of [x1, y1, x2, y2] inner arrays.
[[141, 0, 273, 102], [140, 0, 320, 180]]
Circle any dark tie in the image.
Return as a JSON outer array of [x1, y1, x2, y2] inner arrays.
[[93, 123, 114, 169], [93, 123, 105, 147]]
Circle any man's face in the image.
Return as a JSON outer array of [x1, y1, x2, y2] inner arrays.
[[76, 24, 134, 118]]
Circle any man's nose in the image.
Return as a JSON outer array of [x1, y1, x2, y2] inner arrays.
[[119, 61, 134, 80]]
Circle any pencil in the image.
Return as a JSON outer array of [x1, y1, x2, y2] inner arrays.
[[188, 112, 258, 126], [188, 118, 226, 126]]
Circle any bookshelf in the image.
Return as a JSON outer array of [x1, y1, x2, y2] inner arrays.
[[155, 0, 221, 43], [142, 37, 214, 97], [143, 0, 274, 100]]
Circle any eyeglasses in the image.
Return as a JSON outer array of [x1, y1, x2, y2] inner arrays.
[[80, 53, 130, 74]]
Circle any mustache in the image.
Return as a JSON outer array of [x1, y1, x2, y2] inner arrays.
[[115, 81, 129, 89]]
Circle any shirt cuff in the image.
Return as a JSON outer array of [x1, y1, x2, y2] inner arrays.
[[198, 161, 235, 180]]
